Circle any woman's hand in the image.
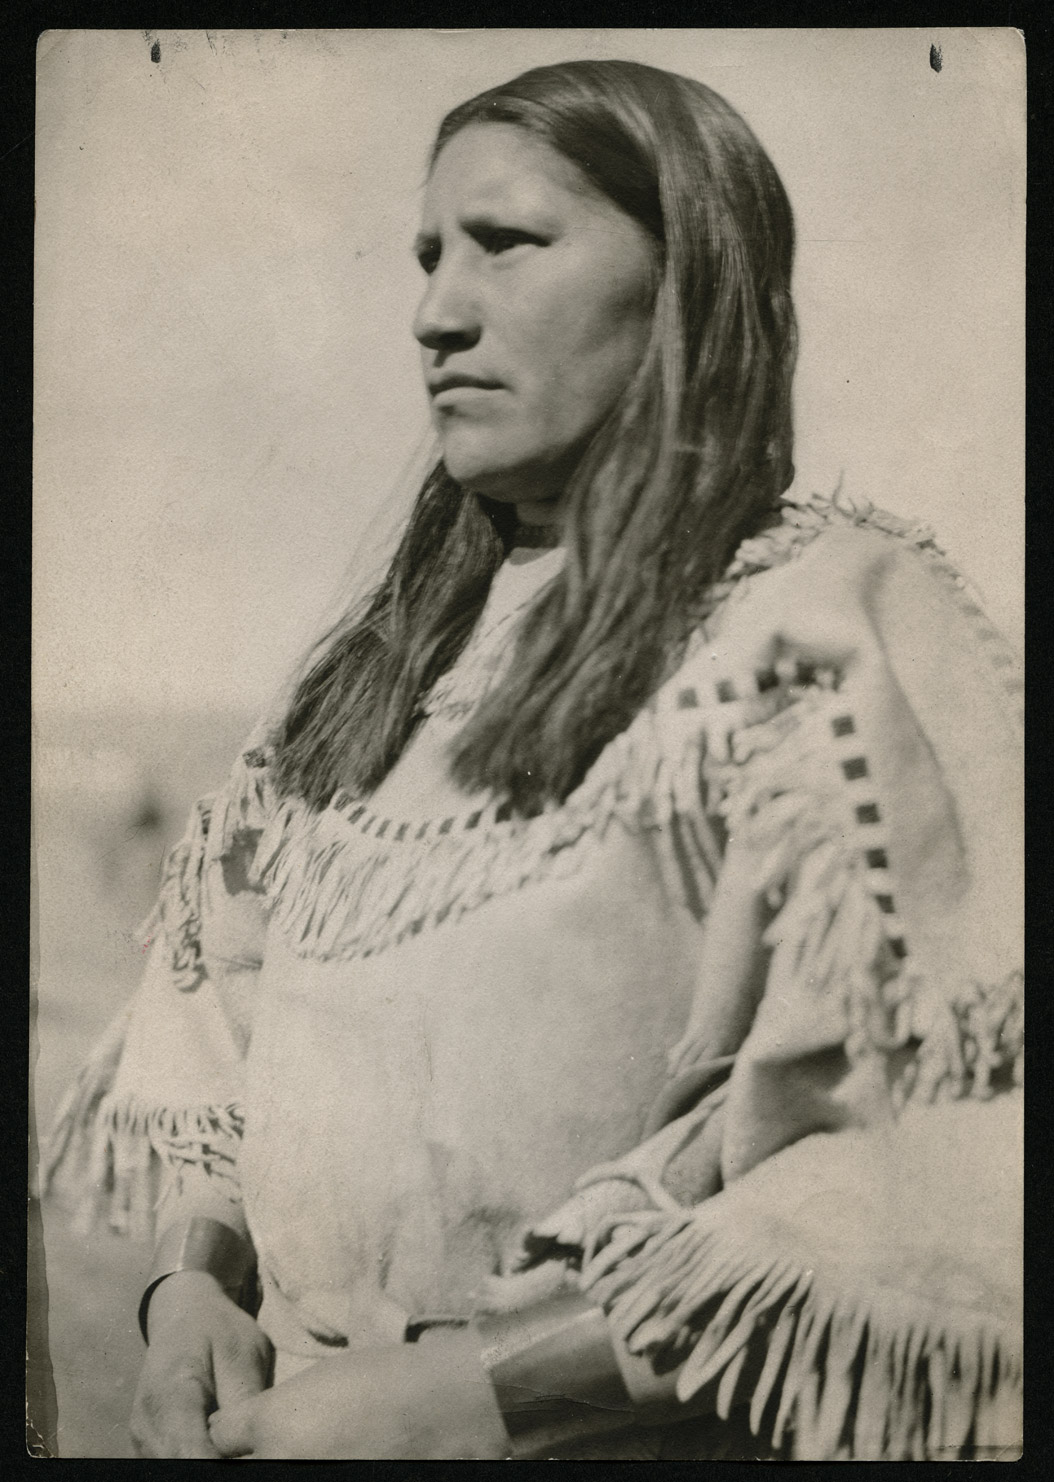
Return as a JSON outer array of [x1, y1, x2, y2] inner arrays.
[[129, 1270, 273, 1458], [208, 1328, 510, 1459]]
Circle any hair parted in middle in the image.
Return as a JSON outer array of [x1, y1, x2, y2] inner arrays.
[[274, 59, 798, 815]]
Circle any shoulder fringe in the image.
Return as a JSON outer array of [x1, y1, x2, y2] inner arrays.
[[40, 1002, 244, 1243], [155, 795, 213, 991], [153, 738, 276, 992], [579, 1159, 1022, 1460], [673, 675, 1024, 1101], [214, 739, 277, 859]]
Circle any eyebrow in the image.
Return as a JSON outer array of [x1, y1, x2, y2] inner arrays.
[[412, 209, 558, 259]]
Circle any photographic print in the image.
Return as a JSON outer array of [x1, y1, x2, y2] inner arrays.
[[31, 29, 1024, 1458]]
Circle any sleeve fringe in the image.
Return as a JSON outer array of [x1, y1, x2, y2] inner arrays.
[[40, 1002, 244, 1243], [580, 1168, 1022, 1459]]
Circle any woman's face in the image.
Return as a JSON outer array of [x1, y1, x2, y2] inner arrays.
[[414, 124, 657, 516]]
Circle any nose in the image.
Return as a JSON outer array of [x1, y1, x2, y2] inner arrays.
[[412, 253, 482, 354]]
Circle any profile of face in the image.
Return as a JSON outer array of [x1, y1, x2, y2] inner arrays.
[[414, 124, 657, 515]]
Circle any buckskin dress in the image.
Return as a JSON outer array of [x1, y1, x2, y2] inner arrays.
[[43, 488, 1024, 1459]]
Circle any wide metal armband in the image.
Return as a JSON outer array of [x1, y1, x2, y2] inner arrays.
[[474, 1291, 638, 1458], [138, 1216, 256, 1342]]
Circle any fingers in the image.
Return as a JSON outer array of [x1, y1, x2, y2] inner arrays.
[[208, 1321, 273, 1454], [129, 1283, 274, 1457], [208, 1399, 256, 1457], [213, 1323, 274, 1410], [130, 1372, 223, 1459]]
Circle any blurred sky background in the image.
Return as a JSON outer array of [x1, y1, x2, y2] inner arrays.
[[36, 26, 1024, 723], [31, 29, 1024, 1456]]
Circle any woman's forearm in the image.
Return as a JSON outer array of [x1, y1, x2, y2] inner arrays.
[[140, 1166, 254, 1340], [471, 1290, 698, 1457], [154, 1161, 250, 1240]]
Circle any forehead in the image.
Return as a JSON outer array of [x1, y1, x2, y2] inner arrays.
[[422, 123, 607, 225]]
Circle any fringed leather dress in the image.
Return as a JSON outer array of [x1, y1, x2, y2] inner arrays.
[[43, 488, 1023, 1459]]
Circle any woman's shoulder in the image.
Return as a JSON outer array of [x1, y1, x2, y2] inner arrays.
[[673, 488, 1001, 680], [722, 486, 959, 598], [648, 487, 1021, 755]]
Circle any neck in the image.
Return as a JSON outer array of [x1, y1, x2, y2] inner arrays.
[[509, 519, 562, 550]]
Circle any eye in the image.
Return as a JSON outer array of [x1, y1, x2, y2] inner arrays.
[[475, 226, 545, 257]]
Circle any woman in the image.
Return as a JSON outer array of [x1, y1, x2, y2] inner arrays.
[[43, 60, 1023, 1459]]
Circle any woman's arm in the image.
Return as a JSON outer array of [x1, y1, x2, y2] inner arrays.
[[205, 1292, 691, 1460], [128, 1113, 273, 1458], [133, 1263, 272, 1459], [207, 1328, 509, 1460], [44, 734, 278, 1456]]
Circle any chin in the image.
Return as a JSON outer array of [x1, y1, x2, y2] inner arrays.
[[442, 457, 532, 504], [441, 449, 565, 506]]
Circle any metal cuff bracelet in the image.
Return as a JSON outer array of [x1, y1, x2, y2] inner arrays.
[[474, 1290, 638, 1458], [138, 1216, 256, 1342]]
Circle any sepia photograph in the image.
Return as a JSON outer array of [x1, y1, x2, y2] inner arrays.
[[31, 28, 1023, 1459]]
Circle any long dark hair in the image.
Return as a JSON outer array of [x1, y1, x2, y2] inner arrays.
[[274, 60, 797, 815]]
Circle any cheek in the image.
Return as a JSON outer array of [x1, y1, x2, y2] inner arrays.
[[526, 295, 651, 425], [517, 246, 652, 411]]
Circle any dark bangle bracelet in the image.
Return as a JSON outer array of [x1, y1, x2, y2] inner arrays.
[[474, 1291, 637, 1459], [138, 1217, 256, 1343]]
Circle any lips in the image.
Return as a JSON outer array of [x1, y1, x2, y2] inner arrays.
[[428, 373, 504, 398]]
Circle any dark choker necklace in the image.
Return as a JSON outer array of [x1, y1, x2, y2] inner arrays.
[[510, 521, 562, 550]]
